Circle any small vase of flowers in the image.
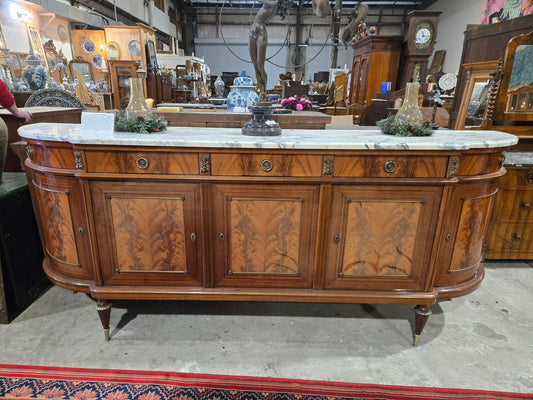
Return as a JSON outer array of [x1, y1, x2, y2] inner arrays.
[[280, 96, 312, 111]]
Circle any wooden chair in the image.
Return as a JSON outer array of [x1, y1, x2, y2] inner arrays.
[[324, 73, 364, 117]]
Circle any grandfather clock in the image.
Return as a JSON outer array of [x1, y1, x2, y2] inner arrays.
[[397, 10, 441, 90]]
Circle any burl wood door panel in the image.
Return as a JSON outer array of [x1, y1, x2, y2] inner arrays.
[[32, 172, 93, 280], [434, 180, 499, 287], [90, 181, 202, 286], [324, 185, 442, 290], [212, 184, 320, 288]]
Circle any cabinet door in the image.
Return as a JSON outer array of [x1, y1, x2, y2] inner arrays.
[[109, 61, 137, 110], [32, 172, 93, 281], [324, 185, 442, 290], [212, 184, 320, 288], [356, 54, 370, 106], [90, 181, 202, 286], [349, 55, 361, 104]]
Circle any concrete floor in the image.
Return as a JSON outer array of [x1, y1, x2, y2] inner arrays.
[[0, 261, 532, 395]]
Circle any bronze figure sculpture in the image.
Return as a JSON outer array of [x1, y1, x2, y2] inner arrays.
[[249, 0, 330, 104]]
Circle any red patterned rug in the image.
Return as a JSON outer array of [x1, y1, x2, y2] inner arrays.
[[0, 364, 531, 400]]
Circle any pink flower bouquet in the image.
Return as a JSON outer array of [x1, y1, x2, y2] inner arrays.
[[280, 96, 312, 111]]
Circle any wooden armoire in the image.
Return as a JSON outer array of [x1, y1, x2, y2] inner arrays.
[[349, 35, 403, 121]]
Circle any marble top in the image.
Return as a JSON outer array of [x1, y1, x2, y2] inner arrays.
[[17, 123, 519, 151], [504, 152, 533, 167]]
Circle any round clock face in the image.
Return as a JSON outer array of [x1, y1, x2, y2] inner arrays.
[[438, 73, 457, 91], [416, 28, 431, 44], [414, 22, 434, 49]]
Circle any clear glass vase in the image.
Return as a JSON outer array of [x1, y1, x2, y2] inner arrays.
[[394, 82, 423, 125], [126, 77, 151, 119]]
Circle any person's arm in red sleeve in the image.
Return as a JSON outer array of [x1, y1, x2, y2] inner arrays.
[[0, 79, 32, 123]]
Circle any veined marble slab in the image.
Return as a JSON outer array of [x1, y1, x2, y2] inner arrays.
[[18, 123, 519, 151], [504, 151, 533, 167]]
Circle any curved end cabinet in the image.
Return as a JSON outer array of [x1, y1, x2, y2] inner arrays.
[[18, 124, 518, 344]]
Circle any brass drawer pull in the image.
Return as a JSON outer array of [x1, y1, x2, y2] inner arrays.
[[519, 202, 530, 210], [384, 160, 397, 173], [136, 156, 149, 169], [260, 159, 273, 172]]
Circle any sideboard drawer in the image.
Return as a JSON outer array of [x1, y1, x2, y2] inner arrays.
[[333, 155, 449, 178], [486, 221, 533, 255], [499, 168, 533, 187], [211, 153, 323, 177], [85, 151, 199, 175], [492, 189, 533, 222]]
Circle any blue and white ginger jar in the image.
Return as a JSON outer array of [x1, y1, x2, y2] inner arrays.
[[227, 72, 258, 110], [22, 55, 48, 91]]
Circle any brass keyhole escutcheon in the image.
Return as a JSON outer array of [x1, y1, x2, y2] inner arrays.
[[384, 160, 397, 173], [219, 232, 225, 241], [136, 156, 149, 169], [333, 235, 340, 243], [260, 159, 273, 172], [190, 232, 197, 242]]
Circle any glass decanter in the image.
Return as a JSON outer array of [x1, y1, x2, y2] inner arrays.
[[394, 82, 423, 125]]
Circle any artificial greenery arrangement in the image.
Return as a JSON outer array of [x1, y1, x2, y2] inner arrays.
[[114, 110, 168, 134], [376, 115, 434, 137]]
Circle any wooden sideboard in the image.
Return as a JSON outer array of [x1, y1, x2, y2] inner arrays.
[[18, 124, 517, 344], [0, 107, 82, 172]]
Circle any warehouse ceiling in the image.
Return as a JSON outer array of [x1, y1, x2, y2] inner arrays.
[[183, 0, 439, 10]]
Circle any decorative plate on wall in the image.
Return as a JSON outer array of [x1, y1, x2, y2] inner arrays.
[[92, 54, 104, 69], [57, 25, 68, 44], [82, 39, 96, 54], [438, 73, 457, 91], [128, 40, 141, 56]]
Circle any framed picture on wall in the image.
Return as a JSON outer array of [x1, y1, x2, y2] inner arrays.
[[145, 39, 158, 74], [0, 22, 6, 49], [27, 24, 47, 65]]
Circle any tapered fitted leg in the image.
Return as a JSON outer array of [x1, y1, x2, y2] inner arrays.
[[413, 305, 432, 346], [96, 300, 112, 341]]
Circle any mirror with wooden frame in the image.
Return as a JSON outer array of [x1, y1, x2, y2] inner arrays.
[[7, 52, 22, 77], [69, 56, 93, 83], [495, 30, 533, 122], [455, 60, 499, 129], [105, 41, 121, 61], [43, 40, 61, 83]]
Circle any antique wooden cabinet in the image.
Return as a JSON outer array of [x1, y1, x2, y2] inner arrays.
[[349, 35, 403, 117], [18, 124, 517, 344], [108, 60, 138, 110]]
